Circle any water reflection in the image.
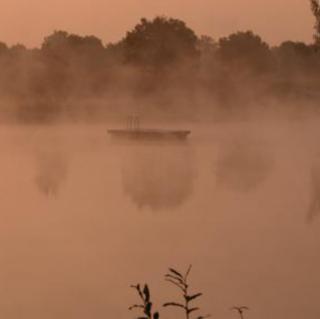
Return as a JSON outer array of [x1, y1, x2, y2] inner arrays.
[[307, 164, 320, 222], [215, 139, 273, 192], [34, 149, 69, 196], [121, 143, 196, 211]]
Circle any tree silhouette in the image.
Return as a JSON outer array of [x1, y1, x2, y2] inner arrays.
[[218, 31, 272, 75], [41, 30, 107, 97], [121, 16, 198, 68], [0, 42, 8, 56], [0, 14, 318, 122], [274, 41, 316, 76], [310, 0, 320, 45]]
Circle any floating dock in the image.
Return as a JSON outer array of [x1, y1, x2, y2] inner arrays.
[[108, 116, 191, 141], [107, 128, 191, 140]]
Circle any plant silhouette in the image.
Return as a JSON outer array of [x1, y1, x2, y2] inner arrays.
[[230, 306, 249, 319], [163, 265, 210, 319], [129, 284, 160, 319]]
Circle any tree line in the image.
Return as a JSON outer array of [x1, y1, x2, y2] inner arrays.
[[0, 1, 319, 122]]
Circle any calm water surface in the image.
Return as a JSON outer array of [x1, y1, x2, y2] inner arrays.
[[0, 121, 319, 319]]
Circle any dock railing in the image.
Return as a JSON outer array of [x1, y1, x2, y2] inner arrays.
[[126, 115, 140, 131]]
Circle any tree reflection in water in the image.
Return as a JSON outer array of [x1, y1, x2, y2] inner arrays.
[[215, 140, 273, 192], [34, 149, 68, 197], [121, 142, 196, 211]]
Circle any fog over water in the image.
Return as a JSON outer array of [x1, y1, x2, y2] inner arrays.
[[0, 119, 320, 319]]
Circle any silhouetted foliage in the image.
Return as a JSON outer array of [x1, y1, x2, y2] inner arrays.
[[129, 284, 160, 319], [0, 10, 318, 122], [230, 306, 249, 319], [274, 41, 318, 76], [121, 16, 198, 68], [129, 267, 210, 319], [41, 31, 107, 98], [0, 42, 8, 55], [217, 31, 272, 76], [310, 0, 320, 45], [163, 266, 210, 319]]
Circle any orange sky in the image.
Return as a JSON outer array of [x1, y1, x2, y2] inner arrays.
[[0, 0, 315, 47]]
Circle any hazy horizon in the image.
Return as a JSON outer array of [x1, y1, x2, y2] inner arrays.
[[1, 1, 320, 318], [0, 0, 315, 47]]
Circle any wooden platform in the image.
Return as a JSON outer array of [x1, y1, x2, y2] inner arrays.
[[107, 129, 191, 141]]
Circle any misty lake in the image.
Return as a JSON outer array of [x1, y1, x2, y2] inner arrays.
[[0, 120, 320, 319]]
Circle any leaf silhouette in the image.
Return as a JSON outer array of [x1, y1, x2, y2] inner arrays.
[[185, 265, 192, 280], [188, 307, 199, 314], [165, 278, 185, 291], [186, 293, 202, 302], [165, 274, 185, 285], [143, 285, 150, 302], [131, 284, 144, 300], [144, 302, 152, 316], [169, 268, 183, 278], [129, 282, 159, 319], [129, 304, 144, 310], [163, 302, 186, 309]]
